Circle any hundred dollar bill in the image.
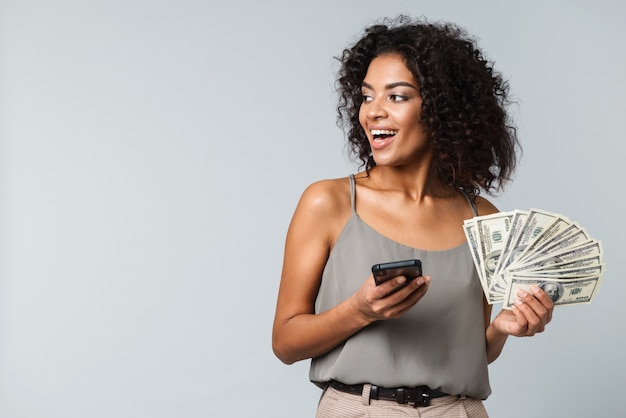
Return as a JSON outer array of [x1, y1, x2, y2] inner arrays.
[[503, 275, 603, 309], [483, 273, 507, 304], [510, 215, 572, 267], [475, 211, 514, 303], [489, 210, 529, 299], [500, 209, 570, 269], [518, 224, 591, 265], [491, 209, 570, 295], [488, 274, 507, 302], [492, 210, 528, 279], [515, 254, 604, 274], [463, 219, 488, 295], [507, 264, 605, 279], [507, 239, 603, 275]]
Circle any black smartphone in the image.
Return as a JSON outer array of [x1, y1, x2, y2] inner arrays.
[[371, 259, 423, 286]]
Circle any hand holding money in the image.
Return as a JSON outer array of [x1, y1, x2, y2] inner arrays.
[[463, 208, 604, 309]]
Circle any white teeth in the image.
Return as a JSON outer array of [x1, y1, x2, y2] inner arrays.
[[371, 129, 398, 136]]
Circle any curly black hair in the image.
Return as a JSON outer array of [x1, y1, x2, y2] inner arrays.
[[336, 16, 519, 196]]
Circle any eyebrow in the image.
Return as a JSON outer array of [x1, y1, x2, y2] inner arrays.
[[361, 81, 419, 90]]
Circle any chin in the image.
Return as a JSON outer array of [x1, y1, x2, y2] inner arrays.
[[373, 155, 406, 167]]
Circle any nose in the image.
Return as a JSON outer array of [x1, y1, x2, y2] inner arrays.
[[366, 97, 388, 120]]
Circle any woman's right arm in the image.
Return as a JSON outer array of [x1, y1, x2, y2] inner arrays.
[[271, 180, 430, 365]]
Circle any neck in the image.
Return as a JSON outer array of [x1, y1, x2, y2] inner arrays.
[[365, 165, 453, 201]]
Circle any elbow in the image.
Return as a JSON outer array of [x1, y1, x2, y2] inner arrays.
[[272, 332, 298, 365], [273, 345, 297, 365]]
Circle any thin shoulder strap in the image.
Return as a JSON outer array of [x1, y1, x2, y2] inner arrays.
[[349, 174, 356, 214], [460, 189, 478, 217]]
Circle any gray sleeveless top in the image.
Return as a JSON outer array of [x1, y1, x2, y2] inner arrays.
[[310, 175, 491, 399]]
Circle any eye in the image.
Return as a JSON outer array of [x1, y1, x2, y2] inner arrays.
[[361, 94, 373, 102], [389, 94, 407, 102]]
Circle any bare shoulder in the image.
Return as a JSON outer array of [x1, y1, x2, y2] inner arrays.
[[287, 176, 352, 252], [296, 177, 352, 217], [473, 195, 500, 216]]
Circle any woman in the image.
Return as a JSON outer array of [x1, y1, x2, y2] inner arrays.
[[272, 16, 553, 417]]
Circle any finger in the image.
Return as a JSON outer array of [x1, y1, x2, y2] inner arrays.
[[398, 277, 430, 306], [519, 287, 554, 330], [529, 286, 555, 323], [399, 276, 431, 301], [409, 276, 431, 297], [371, 274, 409, 298], [367, 276, 418, 317], [385, 275, 429, 299], [509, 304, 530, 335], [513, 295, 544, 335], [387, 277, 431, 316]]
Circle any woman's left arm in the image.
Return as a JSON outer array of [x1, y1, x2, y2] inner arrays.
[[472, 197, 555, 363]]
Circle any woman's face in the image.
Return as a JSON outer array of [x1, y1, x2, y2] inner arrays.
[[359, 53, 429, 168]]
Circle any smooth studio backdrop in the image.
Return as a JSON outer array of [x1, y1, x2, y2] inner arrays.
[[0, 1, 623, 417]]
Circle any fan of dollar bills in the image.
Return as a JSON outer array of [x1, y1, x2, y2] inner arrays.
[[463, 208, 604, 308]]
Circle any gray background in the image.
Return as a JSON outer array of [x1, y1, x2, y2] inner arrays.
[[0, 0, 623, 417]]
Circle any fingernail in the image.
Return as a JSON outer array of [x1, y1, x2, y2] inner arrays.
[[397, 276, 406, 284], [514, 298, 524, 306], [530, 286, 540, 294], [517, 289, 528, 298]]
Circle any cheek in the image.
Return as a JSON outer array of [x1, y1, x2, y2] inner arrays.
[[406, 111, 425, 134]]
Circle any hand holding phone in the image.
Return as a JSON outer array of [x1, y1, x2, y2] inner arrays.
[[371, 259, 422, 286]]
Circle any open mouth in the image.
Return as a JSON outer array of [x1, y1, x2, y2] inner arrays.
[[371, 129, 398, 141]]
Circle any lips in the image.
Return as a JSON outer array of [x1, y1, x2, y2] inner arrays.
[[371, 129, 398, 137], [370, 129, 398, 149]]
